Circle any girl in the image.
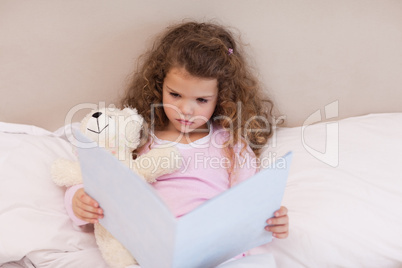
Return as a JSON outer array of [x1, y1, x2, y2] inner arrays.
[[66, 21, 289, 265]]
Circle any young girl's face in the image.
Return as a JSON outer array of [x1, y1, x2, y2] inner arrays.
[[162, 67, 218, 136]]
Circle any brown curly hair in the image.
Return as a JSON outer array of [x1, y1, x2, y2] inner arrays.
[[121, 21, 274, 173]]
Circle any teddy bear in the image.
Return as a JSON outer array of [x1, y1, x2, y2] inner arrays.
[[51, 107, 181, 268]]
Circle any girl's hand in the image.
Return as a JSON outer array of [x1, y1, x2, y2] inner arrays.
[[265, 206, 289, 239], [72, 188, 104, 224]]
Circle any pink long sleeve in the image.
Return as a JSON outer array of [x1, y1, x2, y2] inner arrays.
[[64, 183, 88, 226], [145, 125, 258, 218]]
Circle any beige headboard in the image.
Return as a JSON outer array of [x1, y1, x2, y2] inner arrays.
[[1, 0, 401, 131]]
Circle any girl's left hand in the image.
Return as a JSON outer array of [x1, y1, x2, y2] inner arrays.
[[265, 206, 289, 239]]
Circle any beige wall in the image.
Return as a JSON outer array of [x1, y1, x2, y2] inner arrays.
[[1, 0, 401, 131]]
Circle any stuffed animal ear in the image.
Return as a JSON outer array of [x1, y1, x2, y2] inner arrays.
[[122, 107, 144, 126], [121, 107, 137, 115], [119, 107, 144, 150]]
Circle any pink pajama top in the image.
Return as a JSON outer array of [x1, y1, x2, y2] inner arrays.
[[65, 124, 257, 225]]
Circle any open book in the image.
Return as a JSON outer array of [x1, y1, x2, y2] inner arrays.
[[76, 132, 292, 268]]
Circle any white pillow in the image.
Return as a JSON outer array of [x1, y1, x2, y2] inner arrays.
[[0, 123, 106, 266], [252, 113, 402, 267]]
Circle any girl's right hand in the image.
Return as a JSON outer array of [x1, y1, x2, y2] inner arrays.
[[72, 188, 104, 224]]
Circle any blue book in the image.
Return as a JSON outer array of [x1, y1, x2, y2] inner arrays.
[[76, 131, 292, 268]]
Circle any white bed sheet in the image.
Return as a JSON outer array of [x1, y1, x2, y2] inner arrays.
[[0, 123, 109, 267], [252, 113, 402, 267], [1, 113, 402, 267]]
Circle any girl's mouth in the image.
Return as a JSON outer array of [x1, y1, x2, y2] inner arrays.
[[177, 119, 193, 125]]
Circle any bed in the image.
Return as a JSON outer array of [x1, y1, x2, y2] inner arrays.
[[1, 113, 402, 267], [1, 1, 402, 267]]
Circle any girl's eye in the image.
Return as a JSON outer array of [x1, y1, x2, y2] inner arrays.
[[197, 98, 208, 103], [170, 92, 180, 98]]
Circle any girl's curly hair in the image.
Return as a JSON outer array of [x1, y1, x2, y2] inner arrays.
[[121, 21, 275, 174]]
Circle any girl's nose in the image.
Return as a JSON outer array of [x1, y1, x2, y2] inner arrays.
[[179, 101, 193, 116]]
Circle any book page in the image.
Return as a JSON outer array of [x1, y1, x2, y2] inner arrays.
[[77, 132, 177, 267], [173, 156, 291, 267], [76, 131, 292, 268]]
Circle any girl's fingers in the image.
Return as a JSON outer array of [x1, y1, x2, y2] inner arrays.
[[265, 224, 288, 234], [76, 201, 103, 217], [77, 214, 101, 224], [78, 191, 99, 208], [272, 232, 288, 239], [73, 206, 104, 223], [72, 189, 103, 223], [79, 210, 104, 223], [72, 200, 103, 224], [266, 214, 288, 225], [264, 206, 289, 239], [274, 206, 288, 217]]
